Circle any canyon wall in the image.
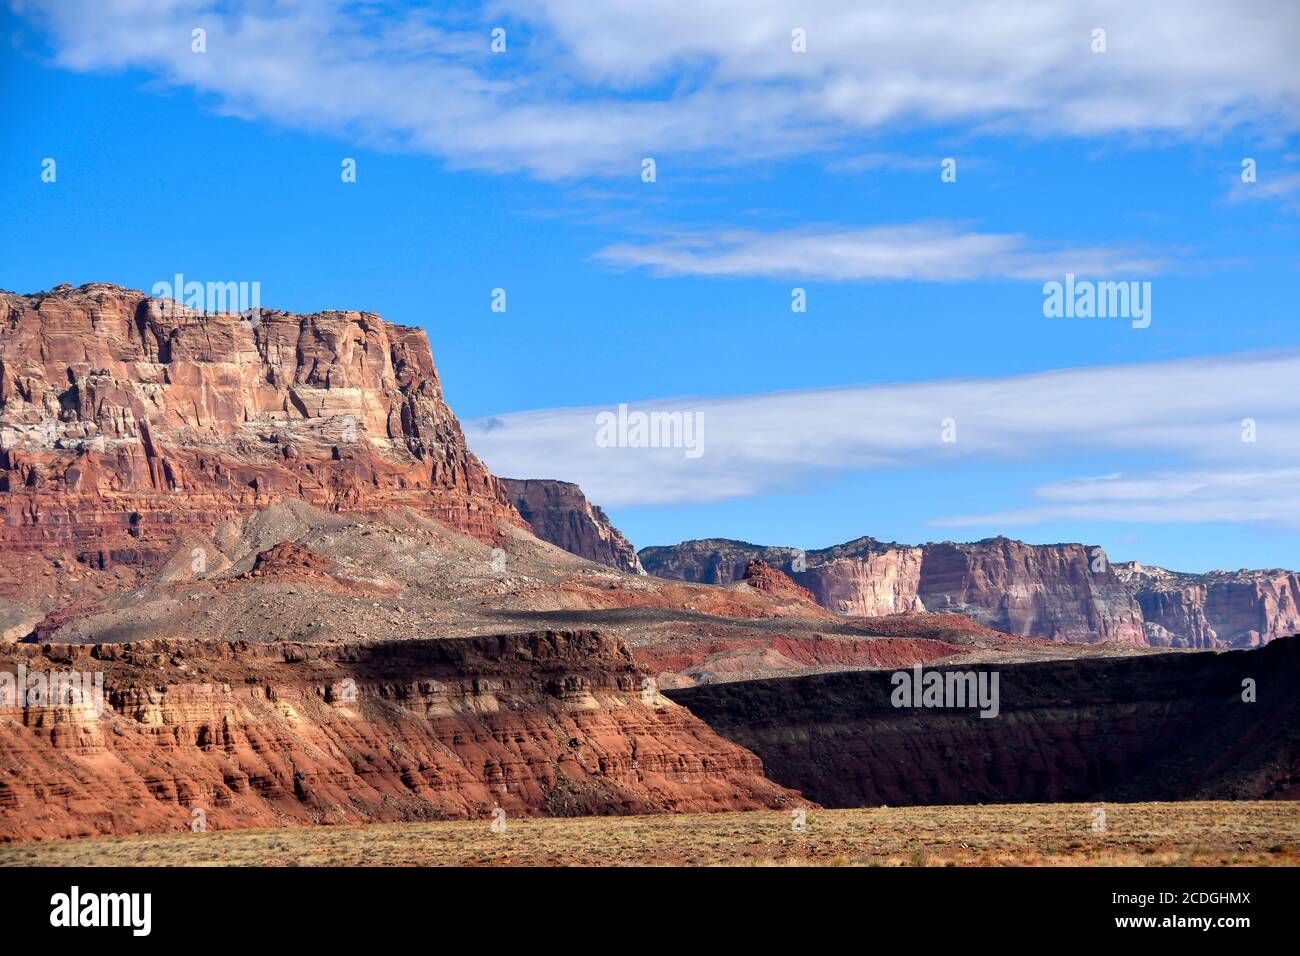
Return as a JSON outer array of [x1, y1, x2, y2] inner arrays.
[[502, 478, 644, 574], [642, 536, 1146, 645], [669, 635, 1300, 807], [641, 537, 1300, 648], [0, 283, 521, 604], [638, 538, 801, 585], [917, 538, 1145, 645], [0, 630, 801, 841], [1117, 563, 1300, 648]]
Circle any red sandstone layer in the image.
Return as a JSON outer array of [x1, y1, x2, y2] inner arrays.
[[0, 630, 804, 842]]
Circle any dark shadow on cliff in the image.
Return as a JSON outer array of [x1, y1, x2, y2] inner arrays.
[[668, 635, 1300, 806]]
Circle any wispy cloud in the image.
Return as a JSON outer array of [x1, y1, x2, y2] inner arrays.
[[1229, 166, 1300, 213], [934, 468, 1300, 528], [465, 352, 1300, 527], [11, 0, 1300, 179], [596, 223, 1170, 282]]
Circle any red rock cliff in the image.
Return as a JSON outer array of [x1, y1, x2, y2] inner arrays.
[[641, 536, 1146, 645], [502, 477, 644, 574], [917, 538, 1146, 645], [0, 630, 803, 841], [0, 283, 521, 587], [1118, 562, 1300, 648]]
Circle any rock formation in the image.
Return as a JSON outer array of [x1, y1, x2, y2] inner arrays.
[[502, 478, 643, 574], [643, 537, 1300, 648], [639, 538, 802, 585], [0, 630, 803, 841], [739, 559, 819, 606], [643, 537, 1300, 649], [0, 283, 521, 610], [1117, 562, 1300, 648], [918, 538, 1145, 645], [0, 599, 41, 644], [669, 635, 1300, 807], [642, 536, 1146, 645]]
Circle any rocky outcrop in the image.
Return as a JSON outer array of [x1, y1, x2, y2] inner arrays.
[[1117, 563, 1300, 648], [502, 478, 643, 574], [642, 536, 1146, 645], [739, 559, 818, 606], [670, 635, 1300, 807], [0, 630, 803, 841], [0, 283, 521, 607], [639, 538, 801, 585]]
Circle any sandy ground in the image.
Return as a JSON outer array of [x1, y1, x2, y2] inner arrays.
[[3, 802, 1297, 867]]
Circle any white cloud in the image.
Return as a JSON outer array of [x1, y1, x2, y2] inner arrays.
[[934, 468, 1300, 528], [1229, 167, 1300, 212], [596, 223, 1168, 281], [11, 0, 1300, 179], [464, 351, 1300, 524]]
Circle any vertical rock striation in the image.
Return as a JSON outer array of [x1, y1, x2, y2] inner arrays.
[[0, 283, 522, 602], [501, 478, 644, 573], [641, 536, 1146, 645], [1117, 563, 1300, 648]]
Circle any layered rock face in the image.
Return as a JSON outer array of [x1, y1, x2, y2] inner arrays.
[[1117, 563, 1300, 648], [0, 283, 520, 596], [670, 636, 1300, 807], [918, 538, 1145, 645], [796, 538, 925, 616], [642, 536, 1145, 645], [502, 478, 643, 574], [0, 630, 802, 841]]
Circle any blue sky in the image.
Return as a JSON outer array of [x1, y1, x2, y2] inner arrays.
[[3, 1, 1299, 571]]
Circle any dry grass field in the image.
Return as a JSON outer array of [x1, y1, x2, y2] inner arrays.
[[2, 802, 1298, 867]]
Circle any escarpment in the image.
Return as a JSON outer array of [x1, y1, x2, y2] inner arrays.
[[0, 630, 803, 841], [1117, 562, 1300, 648], [668, 635, 1300, 807], [642, 537, 1300, 648], [0, 283, 521, 607], [642, 536, 1146, 645]]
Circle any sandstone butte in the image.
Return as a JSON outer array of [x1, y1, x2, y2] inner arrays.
[[0, 282, 521, 596], [0, 283, 816, 840]]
